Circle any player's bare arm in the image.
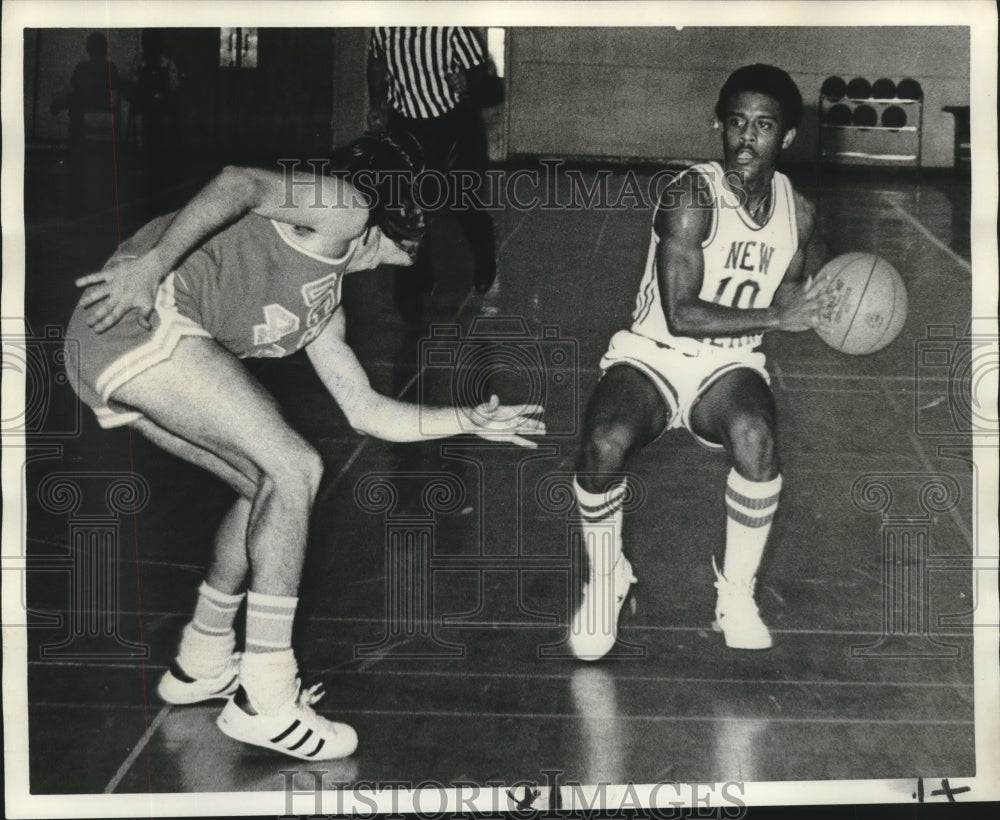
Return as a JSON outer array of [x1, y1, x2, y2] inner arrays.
[[773, 192, 828, 318], [74, 167, 371, 333], [305, 309, 546, 449], [656, 171, 819, 337]]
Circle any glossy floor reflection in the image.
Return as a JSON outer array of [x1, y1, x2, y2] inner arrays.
[[21, 155, 977, 795]]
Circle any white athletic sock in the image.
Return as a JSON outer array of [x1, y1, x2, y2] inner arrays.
[[239, 648, 299, 714], [575, 477, 627, 578], [175, 581, 243, 678], [722, 469, 782, 587]]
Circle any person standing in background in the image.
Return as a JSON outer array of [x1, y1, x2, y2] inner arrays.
[[50, 32, 121, 213], [125, 28, 180, 168], [367, 27, 498, 321], [50, 32, 121, 152]]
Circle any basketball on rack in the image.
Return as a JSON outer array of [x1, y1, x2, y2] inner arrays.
[[813, 253, 908, 355]]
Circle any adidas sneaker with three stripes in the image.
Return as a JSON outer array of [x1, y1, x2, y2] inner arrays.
[[216, 680, 358, 760]]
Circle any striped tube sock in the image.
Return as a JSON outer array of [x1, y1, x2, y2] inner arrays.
[[574, 477, 627, 577], [175, 581, 243, 678], [723, 469, 783, 586], [245, 590, 298, 653]]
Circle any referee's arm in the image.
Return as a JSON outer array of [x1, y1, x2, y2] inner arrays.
[[366, 34, 389, 130], [451, 28, 495, 106]]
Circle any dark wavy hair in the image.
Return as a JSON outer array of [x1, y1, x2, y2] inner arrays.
[[715, 64, 803, 131], [334, 133, 425, 246]]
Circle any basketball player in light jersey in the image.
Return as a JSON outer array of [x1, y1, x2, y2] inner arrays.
[[65, 135, 545, 759], [569, 65, 826, 660]]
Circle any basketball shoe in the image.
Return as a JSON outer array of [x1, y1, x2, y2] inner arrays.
[[711, 557, 772, 649], [217, 680, 358, 760], [569, 554, 636, 661], [157, 653, 241, 704]]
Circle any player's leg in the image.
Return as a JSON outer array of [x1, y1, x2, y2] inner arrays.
[[110, 337, 357, 759], [130, 418, 258, 704], [690, 368, 781, 649], [449, 105, 497, 292], [571, 365, 669, 660]]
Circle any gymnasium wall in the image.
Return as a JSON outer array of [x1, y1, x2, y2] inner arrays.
[[24, 27, 970, 169], [505, 27, 970, 167]]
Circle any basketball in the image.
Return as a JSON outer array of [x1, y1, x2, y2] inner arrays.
[[813, 253, 908, 355]]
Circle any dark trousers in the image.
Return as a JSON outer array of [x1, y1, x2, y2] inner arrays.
[[388, 104, 496, 318]]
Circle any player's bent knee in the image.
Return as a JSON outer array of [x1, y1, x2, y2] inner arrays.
[[262, 445, 324, 502], [726, 413, 776, 480], [582, 423, 634, 473]]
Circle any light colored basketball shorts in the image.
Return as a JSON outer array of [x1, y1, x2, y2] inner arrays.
[[599, 329, 770, 450], [64, 262, 211, 429]]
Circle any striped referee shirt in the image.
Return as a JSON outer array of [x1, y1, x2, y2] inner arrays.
[[369, 27, 486, 119]]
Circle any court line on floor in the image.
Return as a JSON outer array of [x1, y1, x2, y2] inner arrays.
[[22, 612, 976, 637], [877, 193, 972, 273], [258, 707, 975, 726], [328, 669, 973, 689], [27, 670, 973, 691], [103, 704, 171, 794], [33, 703, 977, 733]]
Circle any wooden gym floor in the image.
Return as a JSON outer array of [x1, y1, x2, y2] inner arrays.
[[17, 149, 979, 799]]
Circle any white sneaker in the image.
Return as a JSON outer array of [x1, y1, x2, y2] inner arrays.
[[569, 555, 636, 661], [157, 654, 240, 705], [217, 680, 358, 760], [712, 557, 772, 650]]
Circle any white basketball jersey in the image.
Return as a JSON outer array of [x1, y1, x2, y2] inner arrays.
[[630, 161, 798, 354]]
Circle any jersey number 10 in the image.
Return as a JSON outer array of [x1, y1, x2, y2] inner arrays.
[[711, 276, 761, 308]]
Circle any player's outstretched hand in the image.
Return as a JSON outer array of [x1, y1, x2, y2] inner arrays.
[[467, 394, 546, 449], [74, 255, 163, 334], [775, 280, 820, 333]]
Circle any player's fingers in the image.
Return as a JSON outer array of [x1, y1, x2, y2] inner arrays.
[[512, 417, 546, 434], [75, 272, 109, 288], [507, 434, 537, 449], [83, 301, 111, 326], [78, 290, 104, 309], [511, 403, 545, 417], [92, 304, 124, 333]]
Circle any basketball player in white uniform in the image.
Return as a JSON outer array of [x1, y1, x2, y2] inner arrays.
[[570, 65, 827, 660]]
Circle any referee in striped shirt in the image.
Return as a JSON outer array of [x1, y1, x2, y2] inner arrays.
[[368, 27, 498, 319]]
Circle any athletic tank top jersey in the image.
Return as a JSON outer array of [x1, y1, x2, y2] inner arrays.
[[630, 161, 798, 354], [117, 212, 356, 358]]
